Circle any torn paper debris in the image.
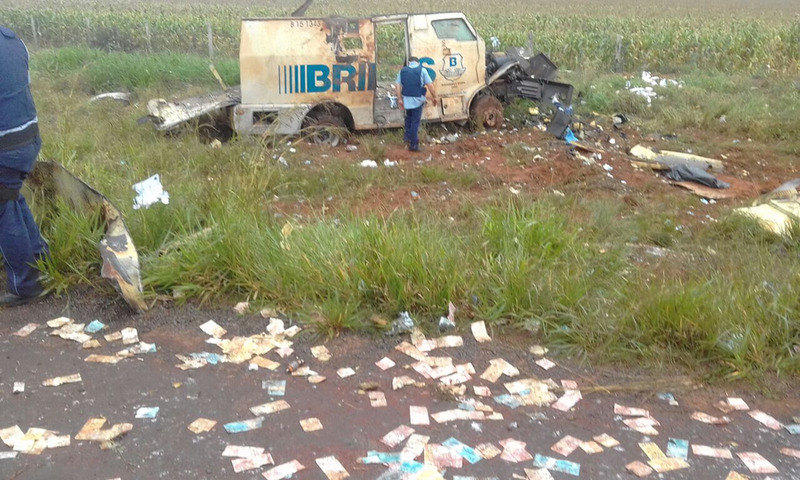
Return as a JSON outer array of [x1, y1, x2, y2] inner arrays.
[[42, 373, 82, 387], [51, 323, 91, 343], [337, 367, 356, 378], [85, 354, 123, 364], [250, 356, 280, 370], [471, 321, 492, 343], [188, 418, 217, 434], [121, 327, 139, 345], [13, 323, 39, 337], [199, 320, 227, 338], [393, 376, 424, 390], [132, 173, 170, 210], [82, 339, 102, 349]]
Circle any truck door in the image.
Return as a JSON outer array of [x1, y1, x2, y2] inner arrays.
[[373, 17, 409, 129], [408, 13, 483, 122]]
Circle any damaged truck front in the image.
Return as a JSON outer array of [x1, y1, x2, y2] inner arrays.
[[146, 12, 573, 140]]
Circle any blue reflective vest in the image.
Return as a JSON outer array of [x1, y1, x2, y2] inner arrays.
[[400, 65, 425, 97], [0, 26, 38, 135]]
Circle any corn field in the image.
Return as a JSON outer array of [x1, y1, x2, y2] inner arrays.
[[1, 1, 799, 72]]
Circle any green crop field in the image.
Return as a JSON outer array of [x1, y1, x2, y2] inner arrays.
[[2, 0, 800, 379], [2, 0, 799, 73]]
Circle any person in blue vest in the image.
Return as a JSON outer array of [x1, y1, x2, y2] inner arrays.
[[395, 56, 437, 152], [0, 26, 49, 307]]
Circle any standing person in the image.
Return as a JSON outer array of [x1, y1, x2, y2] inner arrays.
[[0, 26, 49, 307], [395, 56, 437, 152]]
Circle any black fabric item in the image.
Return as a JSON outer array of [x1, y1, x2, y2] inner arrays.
[[0, 123, 39, 153], [0, 184, 21, 201], [666, 164, 731, 189]]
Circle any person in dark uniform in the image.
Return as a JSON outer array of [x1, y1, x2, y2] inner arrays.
[[0, 26, 49, 307], [395, 56, 437, 151]]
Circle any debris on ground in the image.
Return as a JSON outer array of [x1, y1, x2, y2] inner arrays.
[[132, 173, 170, 210]]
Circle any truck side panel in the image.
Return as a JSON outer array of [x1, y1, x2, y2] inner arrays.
[[239, 18, 376, 133]]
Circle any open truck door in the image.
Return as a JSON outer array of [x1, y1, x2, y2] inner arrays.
[[26, 161, 147, 313]]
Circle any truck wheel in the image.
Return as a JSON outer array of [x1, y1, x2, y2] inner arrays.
[[470, 95, 504, 130], [303, 113, 348, 147]]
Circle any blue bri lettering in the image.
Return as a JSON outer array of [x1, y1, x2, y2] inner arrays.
[[307, 65, 331, 93], [332, 65, 357, 92]]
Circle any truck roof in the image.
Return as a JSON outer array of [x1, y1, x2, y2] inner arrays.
[[241, 12, 466, 22]]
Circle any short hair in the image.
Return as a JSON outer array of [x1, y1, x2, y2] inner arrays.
[[408, 56, 419, 63]]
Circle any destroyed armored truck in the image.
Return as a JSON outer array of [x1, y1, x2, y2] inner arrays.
[[146, 12, 573, 142]]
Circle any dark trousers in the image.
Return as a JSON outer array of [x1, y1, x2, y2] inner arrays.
[[0, 138, 48, 296], [404, 106, 423, 150]]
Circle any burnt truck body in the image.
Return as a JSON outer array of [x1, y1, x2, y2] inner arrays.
[[146, 12, 572, 138]]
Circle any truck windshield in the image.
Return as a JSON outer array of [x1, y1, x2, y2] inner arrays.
[[431, 18, 476, 42]]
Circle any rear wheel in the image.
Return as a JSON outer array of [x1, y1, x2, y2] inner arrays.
[[302, 113, 348, 147], [470, 95, 504, 130]]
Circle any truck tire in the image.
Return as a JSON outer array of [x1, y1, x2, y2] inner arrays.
[[470, 95, 504, 130], [303, 113, 348, 147]]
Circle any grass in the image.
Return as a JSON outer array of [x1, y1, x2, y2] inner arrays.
[[20, 45, 800, 379]]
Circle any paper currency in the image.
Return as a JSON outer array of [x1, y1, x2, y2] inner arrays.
[[551, 435, 582, 456], [12, 382, 24, 394], [401, 434, 430, 461], [551, 390, 582, 412], [250, 400, 290, 416], [84, 320, 106, 333], [315, 456, 349, 480], [368, 391, 387, 407], [716, 397, 749, 413], [524, 468, 555, 480], [648, 457, 689, 473], [593, 434, 619, 448], [724, 472, 750, 480], [337, 367, 356, 378], [536, 358, 556, 370], [223, 445, 265, 457], [471, 321, 492, 343], [410, 406, 430, 425], [626, 461, 654, 477], [579, 441, 603, 454], [614, 404, 649, 417], [375, 357, 395, 370], [121, 327, 139, 345], [691, 444, 732, 458], [691, 412, 730, 425], [311, 345, 331, 362], [47, 317, 72, 328], [232, 453, 274, 472], [639, 442, 667, 461], [736, 452, 778, 474], [224, 418, 264, 433], [748, 410, 783, 430], [532, 454, 580, 476], [780, 448, 800, 459], [666, 438, 689, 460], [85, 354, 123, 364], [425, 444, 463, 469], [299, 417, 323, 432], [135, 407, 159, 419], [262, 380, 286, 396], [499, 438, 532, 463], [250, 356, 280, 370], [476, 442, 502, 460], [187, 418, 217, 434], [381, 425, 415, 447], [442, 437, 482, 464], [262, 460, 305, 480], [474, 385, 492, 397]]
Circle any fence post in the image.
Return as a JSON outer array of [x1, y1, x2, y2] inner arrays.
[[614, 34, 624, 73], [527, 32, 534, 56], [145, 21, 152, 54], [85, 18, 91, 46], [207, 22, 214, 58], [30, 17, 38, 48]]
